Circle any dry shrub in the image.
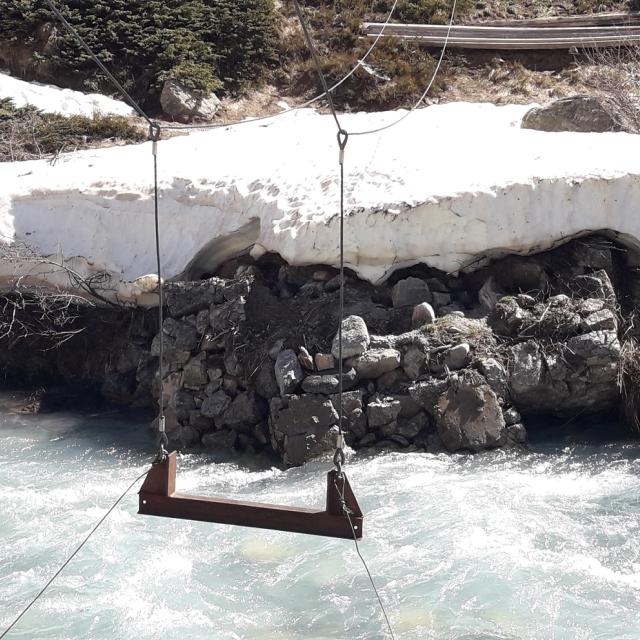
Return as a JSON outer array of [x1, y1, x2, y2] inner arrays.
[[0, 98, 145, 162], [619, 338, 640, 432], [581, 45, 640, 132]]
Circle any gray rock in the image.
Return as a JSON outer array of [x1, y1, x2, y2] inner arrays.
[[582, 309, 617, 332], [302, 374, 339, 395], [572, 270, 616, 302], [475, 357, 509, 399], [275, 349, 304, 396], [330, 389, 363, 418], [332, 315, 370, 359], [379, 420, 400, 438], [171, 389, 196, 421], [202, 429, 237, 451], [445, 343, 471, 371], [268, 339, 285, 360], [116, 343, 144, 374], [506, 423, 528, 445], [152, 318, 198, 354], [510, 341, 545, 400], [566, 330, 621, 366], [411, 302, 436, 328], [201, 390, 231, 418], [503, 407, 522, 427], [220, 391, 267, 432], [435, 371, 506, 453], [358, 433, 377, 447], [522, 96, 620, 133], [409, 379, 449, 416], [164, 278, 229, 317], [160, 79, 222, 123], [195, 309, 210, 335], [432, 291, 452, 309], [270, 395, 339, 438], [269, 395, 340, 466], [369, 334, 396, 349], [367, 395, 402, 428], [396, 411, 429, 439], [402, 345, 428, 379], [176, 425, 200, 448], [189, 411, 215, 432], [389, 434, 411, 448], [377, 368, 410, 392], [183, 353, 208, 389], [392, 277, 432, 308], [347, 349, 401, 379], [516, 294, 536, 309], [479, 276, 504, 311], [255, 360, 279, 400], [390, 393, 422, 419]]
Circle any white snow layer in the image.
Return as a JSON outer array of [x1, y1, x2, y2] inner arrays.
[[1, 101, 640, 305], [0, 71, 134, 118]]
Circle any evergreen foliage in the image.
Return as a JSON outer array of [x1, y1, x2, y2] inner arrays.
[[0, 0, 278, 107]]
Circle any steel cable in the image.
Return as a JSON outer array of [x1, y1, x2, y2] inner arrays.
[[349, 0, 459, 136], [0, 468, 151, 639]]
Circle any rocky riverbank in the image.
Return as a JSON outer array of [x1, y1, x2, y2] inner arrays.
[[1, 234, 638, 465]]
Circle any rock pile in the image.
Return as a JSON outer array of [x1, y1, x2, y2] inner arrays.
[[71, 236, 638, 464]]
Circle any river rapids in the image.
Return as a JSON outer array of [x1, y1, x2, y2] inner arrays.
[[1, 401, 639, 640]]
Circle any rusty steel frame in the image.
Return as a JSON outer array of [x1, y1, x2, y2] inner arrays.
[[138, 452, 363, 540]]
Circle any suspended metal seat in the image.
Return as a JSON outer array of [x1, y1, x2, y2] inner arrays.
[[139, 452, 363, 540]]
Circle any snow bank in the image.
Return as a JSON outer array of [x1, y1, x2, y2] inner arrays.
[[0, 71, 134, 118], [1, 101, 640, 304]]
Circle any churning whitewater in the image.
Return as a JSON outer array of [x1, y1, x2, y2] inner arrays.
[[1, 405, 639, 640]]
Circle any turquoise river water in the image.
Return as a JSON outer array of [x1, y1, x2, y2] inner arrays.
[[1, 402, 639, 640]]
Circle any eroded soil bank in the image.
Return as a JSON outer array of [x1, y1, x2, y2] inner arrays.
[[2, 234, 639, 465]]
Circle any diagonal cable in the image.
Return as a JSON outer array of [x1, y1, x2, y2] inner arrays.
[[43, 0, 155, 128], [349, 0, 459, 136], [0, 468, 151, 639], [291, 0, 345, 133], [162, 0, 401, 132]]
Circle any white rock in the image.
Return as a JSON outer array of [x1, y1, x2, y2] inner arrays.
[[411, 302, 436, 328], [160, 79, 221, 123], [445, 343, 471, 371], [331, 316, 370, 359]]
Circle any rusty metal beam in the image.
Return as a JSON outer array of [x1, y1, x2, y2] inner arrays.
[[138, 452, 363, 540]]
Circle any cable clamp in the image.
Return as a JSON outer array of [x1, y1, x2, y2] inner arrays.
[[337, 129, 349, 165], [158, 415, 166, 433], [333, 446, 346, 475], [149, 122, 161, 155]]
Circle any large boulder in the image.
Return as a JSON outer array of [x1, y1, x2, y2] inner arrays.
[[435, 371, 507, 453], [522, 96, 620, 133], [160, 79, 222, 123], [269, 395, 340, 466]]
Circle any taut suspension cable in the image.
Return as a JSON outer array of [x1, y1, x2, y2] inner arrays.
[[150, 124, 168, 462]]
